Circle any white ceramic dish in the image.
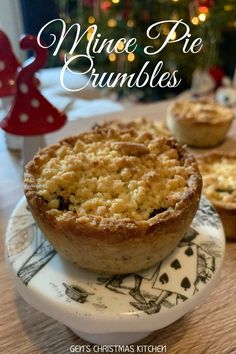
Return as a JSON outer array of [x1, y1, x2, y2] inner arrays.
[[5, 197, 225, 345]]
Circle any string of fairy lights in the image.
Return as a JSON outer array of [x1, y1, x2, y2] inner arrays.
[[57, 0, 235, 67], [86, 0, 136, 64], [84, 0, 231, 65], [55, 0, 236, 100]]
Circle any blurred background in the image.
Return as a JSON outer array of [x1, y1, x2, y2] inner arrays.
[[0, 0, 235, 104]]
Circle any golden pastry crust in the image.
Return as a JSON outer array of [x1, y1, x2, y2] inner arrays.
[[198, 152, 236, 240], [24, 128, 202, 274], [167, 99, 234, 148]]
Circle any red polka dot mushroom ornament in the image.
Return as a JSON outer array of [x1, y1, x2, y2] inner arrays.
[[0, 34, 67, 165], [0, 30, 20, 99]]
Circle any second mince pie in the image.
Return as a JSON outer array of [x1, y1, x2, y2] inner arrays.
[[167, 99, 234, 148], [24, 127, 202, 274]]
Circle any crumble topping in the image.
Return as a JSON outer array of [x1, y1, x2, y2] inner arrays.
[[95, 117, 170, 137], [198, 156, 236, 204], [35, 128, 194, 221], [171, 99, 234, 124]]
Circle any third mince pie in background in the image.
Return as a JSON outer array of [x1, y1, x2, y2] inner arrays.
[[198, 152, 236, 240], [24, 127, 202, 274], [166, 99, 234, 148]]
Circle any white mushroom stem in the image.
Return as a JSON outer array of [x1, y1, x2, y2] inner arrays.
[[2, 96, 23, 151], [23, 135, 46, 166]]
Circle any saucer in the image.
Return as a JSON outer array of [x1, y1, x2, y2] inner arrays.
[[5, 197, 225, 345]]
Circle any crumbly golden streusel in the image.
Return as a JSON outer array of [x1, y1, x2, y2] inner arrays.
[[36, 129, 193, 221], [198, 157, 236, 204], [172, 99, 234, 123], [96, 117, 170, 137]]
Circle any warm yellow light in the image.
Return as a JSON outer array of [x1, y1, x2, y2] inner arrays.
[[109, 53, 116, 62], [112, 0, 120, 3], [224, 4, 234, 11], [107, 18, 117, 27], [117, 42, 124, 50], [198, 13, 206, 22], [191, 16, 199, 25], [163, 25, 169, 35], [127, 53, 135, 62], [170, 31, 176, 40], [172, 0, 179, 2], [230, 20, 236, 27], [87, 28, 94, 41], [127, 19, 134, 27], [88, 16, 95, 24]]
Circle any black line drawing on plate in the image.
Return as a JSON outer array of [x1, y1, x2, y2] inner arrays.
[[6, 208, 45, 261], [98, 227, 221, 315], [10, 200, 222, 313], [63, 283, 94, 303], [6, 215, 36, 260], [6, 206, 56, 285], [17, 239, 56, 286], [193, 197, 221, 229]]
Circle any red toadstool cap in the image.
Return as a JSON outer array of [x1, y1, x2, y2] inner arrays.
[[0, 35, 67, 136], [0, 30, 21, 97]]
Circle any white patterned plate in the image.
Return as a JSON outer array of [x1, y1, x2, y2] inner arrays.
[[5, 197, 225, 344]]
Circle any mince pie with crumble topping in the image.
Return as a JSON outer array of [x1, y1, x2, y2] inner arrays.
[[24, 127, 202, 274], [167, 99, 234, 148]]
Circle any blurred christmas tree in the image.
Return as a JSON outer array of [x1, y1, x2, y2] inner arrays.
[[50, 0, 236, 101]]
